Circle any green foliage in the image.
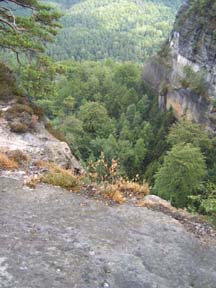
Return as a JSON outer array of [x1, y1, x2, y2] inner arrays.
[[167, 120, 212, 152], [188, 182, 216, 225], [181, 66, 209, 98], [0, 63, 22, 101], [166, 120, 216, 220], [154, 143, 207, 208], [0, 0, 61, 58], [18, 55, 59, 117], [79, 102, 114, 138], [41, 164, 81, 190], [0, 0, 62, 108], [39, 60, 174, 179], [190, 0, 216, 25], [45, 0, 182, 62]]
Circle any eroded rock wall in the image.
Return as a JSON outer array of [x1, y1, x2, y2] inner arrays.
[[143, 0, 216, 132]]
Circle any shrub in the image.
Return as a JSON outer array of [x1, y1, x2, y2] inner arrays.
[[10, 122, 29, 133], [6, 104, 34, 117], [88, 153, 150, 203], [0, 63, 19, 102], [188, 182, 216, 216], [24, 175, 41, 189], [88, 153, 120, 183], [41, 163, 81, 191], [103, 185, 125, 204], [5, 103, 40, 133], [15, 96, 28, 105], [181, 66, 209, 99], [116, 178, 150, 197], [212, 98, 216, 112], [102, 179, 150, 203], [200, 198, 216, 215], [6, 150, 29, 166], [32, 105, 44, 120], [0, 152, 18, 170]]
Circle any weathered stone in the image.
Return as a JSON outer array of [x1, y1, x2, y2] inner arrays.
[[0, 177, 215, 288], [143, 195, 171, 207], [143, 0, 216, 133], [0, 106, 83, 173]]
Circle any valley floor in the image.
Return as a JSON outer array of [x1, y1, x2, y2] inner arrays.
[[0, 176, 216, 288]]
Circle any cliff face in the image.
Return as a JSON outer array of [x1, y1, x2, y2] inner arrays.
[[143, 0, 216, 132]]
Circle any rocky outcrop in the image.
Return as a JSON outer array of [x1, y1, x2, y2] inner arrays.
[[0, 176, 215, 288], [143, 0, 216, 132], [0, 102, 83, 173]]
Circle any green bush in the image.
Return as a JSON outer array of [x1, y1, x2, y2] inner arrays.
[[188, 182, 216, 225], [42, 165, 81, 191], [181, 66, 209, 99], [154, 143, 207, 208]]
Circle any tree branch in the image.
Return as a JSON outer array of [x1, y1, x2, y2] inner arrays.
[[5, 0, 36, 11], [0, 5, 26, 32], [0, 16, 18, 31], [0, 6, 16, 25], [0, 43, 23, 65]]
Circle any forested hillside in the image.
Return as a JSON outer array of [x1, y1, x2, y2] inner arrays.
[[31, 60, 174, 180], [45, 0, 182, 62]]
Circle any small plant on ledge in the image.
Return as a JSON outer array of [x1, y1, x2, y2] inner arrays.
[[181, 66, 209, 100]]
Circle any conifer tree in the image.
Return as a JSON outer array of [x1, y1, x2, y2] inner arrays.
[[0, 0, 61, 60]]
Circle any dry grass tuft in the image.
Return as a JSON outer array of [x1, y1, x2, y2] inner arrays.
[[38, 162, 81, 191], [88, 153, 150, 204], [0, 152, 18, 170], [88, 153, 119, 183], [116, 178, 150, 197], [24, 175, 41, 189], [5, 103, 40, 133], [6, 104, 34, 116], [103, 184, 125, 204], [102, 178, 150, 203], [6, 150, 30, 166], [34, 160, 49, 168]]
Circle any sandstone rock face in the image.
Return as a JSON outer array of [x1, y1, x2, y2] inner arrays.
[[0, 105, 83, 173], [143, 0, 216, 132], [0, 177, 216, 288]]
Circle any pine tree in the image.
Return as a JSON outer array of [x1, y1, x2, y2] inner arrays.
[[0, 0, 61, 60]]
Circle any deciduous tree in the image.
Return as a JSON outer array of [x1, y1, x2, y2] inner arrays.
[[154, 143, 207, 207]]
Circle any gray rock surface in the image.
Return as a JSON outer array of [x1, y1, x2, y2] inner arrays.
[[0, 176, 216, 288], [0, 113, 83, 173], [142, 0, 216, 132]]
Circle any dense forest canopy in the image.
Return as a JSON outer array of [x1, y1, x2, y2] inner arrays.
[[44, 0, 182, 62], [35, 60, 175, 180]]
